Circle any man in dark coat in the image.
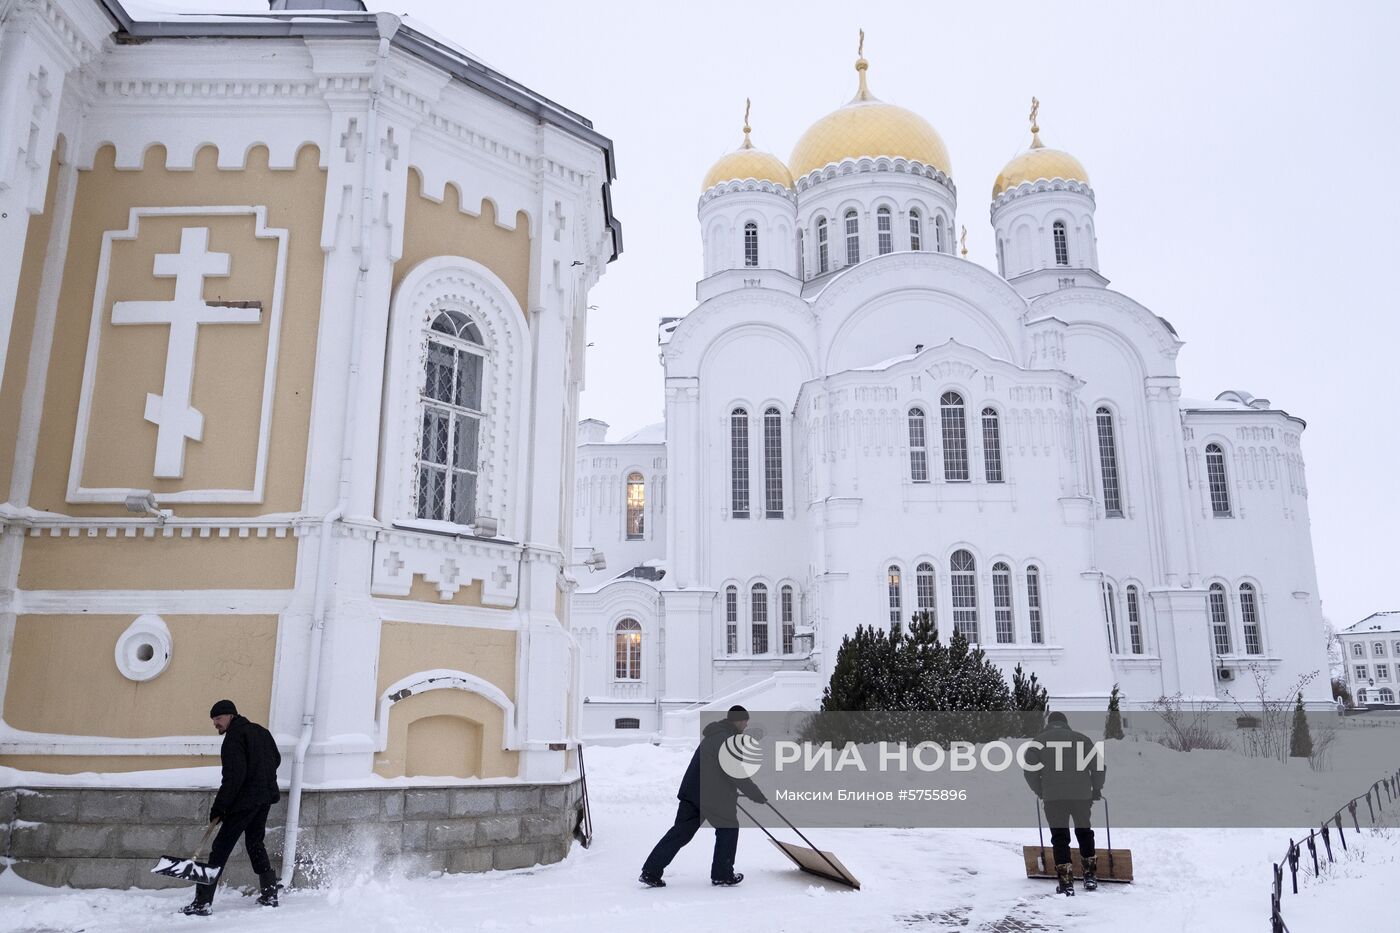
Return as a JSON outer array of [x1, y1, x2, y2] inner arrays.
[[180, 700, 282, 916], [1021, 711, 1107, 895], [639, 705, 766, 887]]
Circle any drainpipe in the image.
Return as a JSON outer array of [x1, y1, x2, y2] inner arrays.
[[280, 12, 400, 887]]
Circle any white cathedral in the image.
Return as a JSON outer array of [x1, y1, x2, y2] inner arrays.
[[572, 47, 1332, 741]]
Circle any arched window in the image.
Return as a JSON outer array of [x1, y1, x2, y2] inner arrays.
[[1206, 444, 1231, 516], [992, 562, 1015, 643], [614, 619, 642, 680], [1026, 565, 1044, 644], [816, 217, 829, 273], [1052, 220, 1069, 266], [996, 237, 1006, 276], [935, 214, 946, 253], [1376, 642, 1387, 657], [981, 407, 1004, 483], [950, 549, 978, 642], [909, 209, 922, 251], [742, 221, 759, 267], [730, 408, 750, 519], [417, 310, 485, 525], [751, 583, 769, 654], [764, 407, 783, 518], [781, 585, 796, 654], [940, 392, 969, 482], [1209, 583, 1232, 655], [908, 407, 929, 483], [915, 562, 937, 624], [1380, 688, 1396, 704], [725, 585, 739, 655], [877, 206, 893, 255], [1095, 407, 1123, 516], [888, 565, 903, 626], [1350, 643, 1363, 658], [1240, 583, 1262, 655], [845, 209, 860, 265], [1101, 581, 1120, 654], [1126, 585, 1144, 654], [625, 471, 645, 539]]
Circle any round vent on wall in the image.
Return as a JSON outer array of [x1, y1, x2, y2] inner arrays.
[[115, 614, 172, 682]]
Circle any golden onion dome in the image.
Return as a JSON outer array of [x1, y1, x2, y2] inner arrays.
[[701, 100, 794, 193], [992, 101, 1089, 199], [789, 48, 951, 181]]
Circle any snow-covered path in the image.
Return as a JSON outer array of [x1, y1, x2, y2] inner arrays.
[[1, 744, 1390, 932]]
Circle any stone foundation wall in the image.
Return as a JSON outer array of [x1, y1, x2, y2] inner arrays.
[[0, 781, 583, 890]]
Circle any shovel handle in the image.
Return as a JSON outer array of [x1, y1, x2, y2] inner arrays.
[[194, 820, 221, 860]]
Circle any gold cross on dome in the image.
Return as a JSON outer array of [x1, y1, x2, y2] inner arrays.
[[1029, 96, 1040, 134], [960, 225, 968, 257]]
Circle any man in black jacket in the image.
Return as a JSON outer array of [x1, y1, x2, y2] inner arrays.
[[639, 705, 766, 888], [179, 700, 282, 916], [1022, 711, 1107, 895]]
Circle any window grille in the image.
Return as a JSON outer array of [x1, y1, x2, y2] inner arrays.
[[1027, 565, 1044, 644], [625, 472, 645, 539], [764, 408, 783, 518], [1052, 220, 1069, 266], [909, 210, 922, 251], [751, 584, 769, 654], [781, 585, 795, 654], [417, 310, 484, 526], [817, 218, 829, 273], [992, 562, 1015, 643], [888, 565, 903, 626], [915, 562, 937, 625], [730, 408, 749, 518], [725, 586, 739, 655], [1101, 582, 1121, 654], [1206, 444, 1231, 516], [1209, 583, 1232, 654], [743, 222, 759, 267], [1126, 585, 1144, 654], [982, 407, 1004, 483], [614, 619, 642, 680], [908, 408, 929, 482], [1240, 583, 1262, 654], [940, 392, 969, 481], [877, 207, 893, 255], [845, 210, 860, 266], [1096, 407, 1123, 516], [950, 550, 978, 642]]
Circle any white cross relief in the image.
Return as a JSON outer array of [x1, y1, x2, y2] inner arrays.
[[492, 565, 513, 588], [111, 227, 259, 478]]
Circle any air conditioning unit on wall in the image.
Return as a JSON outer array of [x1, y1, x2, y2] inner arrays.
[[1217, 667, 1234, 682]]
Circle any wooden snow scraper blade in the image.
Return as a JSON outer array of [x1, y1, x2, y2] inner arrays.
[[1024, 796, 1133, 884], [737, 800, 861, 890], [151, 820, 223, 885]]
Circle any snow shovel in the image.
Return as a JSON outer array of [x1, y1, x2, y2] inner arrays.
[[1022, 796, 1133, 883], [736, 800, 861, 890], [151, 820, 223, 885]]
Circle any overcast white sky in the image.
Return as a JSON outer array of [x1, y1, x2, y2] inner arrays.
[[368, 0, 1398, 632]]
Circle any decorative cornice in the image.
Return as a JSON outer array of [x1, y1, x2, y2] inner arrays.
[[793, 156, 956, 199], [698, 178, 796, 208], [990, 178, 1095, 216]]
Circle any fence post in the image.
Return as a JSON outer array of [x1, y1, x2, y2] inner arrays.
[[1306, 830, 1318, 875], [1365, 789, 1375, 824], [1287, 840, 1300, 894], [1320, 822, 1333, 863], [1271, 863, 1284, 933], [1335, 812, 1347, 851], [1348, 800, 1360, 832]]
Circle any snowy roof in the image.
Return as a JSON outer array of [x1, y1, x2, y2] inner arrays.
[[618, 422, 666, 445], [1178, 397, 1252, 412], [1341, 611, 1400, 635]]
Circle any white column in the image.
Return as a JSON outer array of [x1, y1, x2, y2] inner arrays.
[[665, 377, 701, 587], [1144, 379, 1200, 587]]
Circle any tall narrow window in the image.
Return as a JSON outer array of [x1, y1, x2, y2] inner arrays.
[[909, 209, 922, 251], [1096, 407, 1123, 516], [888, 565, 903, 626], [797, 228, 805, 279], [730, 408, 750, 519], [725, 586, 739, 655], [1126, 585, 1144, 655], [764, 407, 783, 518], [625, 472, 645, 539], [1052, 220, 1069, 266], [845, 209, 860, 265], [1101, 582, 1120, 654], [1206, 444, 1231, 516], [743, 221, 759, 267], [915, 562, 937, 625], [935, 214, 946, 253], [1240, 583, 1262, 655], [1209, 583, 1232, 655], [908, 407, 929, 482], [981, 407, 1004, 483], [877, 206, 893, 255], [751, 583, 769, 654], [940, 392, 969, 481], [614, 619, 642, 680], [418, 310, 485, 526], [816, 217, 829, 273], [950, 550, 978, 642], [992, 562, 1015, 643], [1026, 565, 1044, 644], [781, 585, 795, 654]]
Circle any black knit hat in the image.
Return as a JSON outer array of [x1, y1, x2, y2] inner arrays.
[[209, 699, 238, 719], [1047, 711, 1069, 726], [727, 705, 750, 723]]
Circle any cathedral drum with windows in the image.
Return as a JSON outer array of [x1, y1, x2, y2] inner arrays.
[[572, 47, 1330, 741]]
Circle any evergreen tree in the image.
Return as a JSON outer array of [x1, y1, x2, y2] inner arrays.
[[1290, 692, 1313, 758], [1104, 683, 1125, 740], [1010, 663, 1050, 737]]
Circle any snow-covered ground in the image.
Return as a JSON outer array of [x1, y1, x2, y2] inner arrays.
[[1, 742, 1393, 932]]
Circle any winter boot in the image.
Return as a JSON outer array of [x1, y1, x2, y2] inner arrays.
[[1081, 855, 1098, 891], [711, 872, 744, 886], [257, 871, 281, 907], [1054, 863, 1075, 897], [178, 899, 212, 916], [638, 872, 666, 888]]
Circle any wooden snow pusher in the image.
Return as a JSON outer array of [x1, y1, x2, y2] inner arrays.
[[737, 800, 861, 890], [1024, 796, 1133, 884]]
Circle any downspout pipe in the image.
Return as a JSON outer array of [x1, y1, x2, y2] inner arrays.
[[280, 12, 400, 887]]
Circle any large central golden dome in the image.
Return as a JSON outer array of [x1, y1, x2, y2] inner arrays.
[[789, 54, 951, 181]]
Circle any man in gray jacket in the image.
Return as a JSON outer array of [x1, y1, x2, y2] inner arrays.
[[1022, 711, 1107, 895]]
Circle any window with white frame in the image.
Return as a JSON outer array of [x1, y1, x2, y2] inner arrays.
[[915, 562, 937, 624], [908, 407, 929, 482], [940, 392, 970, 481], [1206, 444, 1231, 516], [725, 586, 739, 655], [935, 214, 945, 253], [817, 217, 829, 273], [1377, 664, 1391, 681], [625, 472, 645, 539], [950, 549, 978, 642], [1126, 585, 1144, 654], [1101, 581, 1121, 654], [781, 585, 795, 654], [1095, 407, 1123, 516], [417, 310, 485, 526], [992, 562, 1015, 643], [909, 209, 922, 251], [1027, 565, 1044, 644], [764, 407, 783, 518], [1355, 664, 1368, 681], [877, 206, 893, 255], [751, 583, 769, 654], [888, 565, 903, 626], [1240, 583, 1262, 655], [614, 619, 642, 680], [743, 222, 759, 267], [845, 210, 860, 265], [982, 407, 1004, 483], [1395, 641, 1400, 655], [1052, 220, 1069, 266], [1374, 642, 1386, 657], [730, 408, 750, 519], [1379, 687, 1396, 703], [1352, 643, 1364, 658], [1209, 583, 1232, 654]]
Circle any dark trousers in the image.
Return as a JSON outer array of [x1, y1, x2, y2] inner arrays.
[[641, 799, 739, 881], [194, 803, 273, 905], [1043, 799, 1095, 867]]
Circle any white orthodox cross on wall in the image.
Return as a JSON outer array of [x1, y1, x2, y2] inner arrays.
[[111, 227, 259, 478]]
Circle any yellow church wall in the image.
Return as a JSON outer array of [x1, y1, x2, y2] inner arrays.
[[17, 533, 297, 590], [376, 621, 516, 699], [0, 754, 214, 774], [379, 573, 486, 606], [2, 613, 276, 738], [397, 168, 532, 316]]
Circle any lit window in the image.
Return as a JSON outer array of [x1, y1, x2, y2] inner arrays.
[[1101, 581, 1120, 654], [614, 619, 642, 680], [877, 206, 893, 255], [950, 549, 978, 642], [982, 407, 1004, 483], [1027, 565, 1044, 644], [845, 209, 860, 265], [1052, 220, 1069, 266], [1240, 583, 1262, 655], [417, 310, 485, 526], [888, 565, 903, 626], [731, 408, 749, 519], [781, 585, 796, 654], [915, 562, 937, 625], [725, 586, 739, 655], [1126, 585, 1143, 654], [1209, 583, 1231, 655], [817, 217, 829, 273], [908, 407, 929, 482], [764, 407, 783, 518], [992, 562, 1015, 643], [940, 392, 969, 482], [1096, 407, 1123, 516], [1206, 444, 1231, 516], [743, 222, 759, 267], [751, 583, 769, 654], [625, 472, 645, 539], [909, 210, 922, 251]]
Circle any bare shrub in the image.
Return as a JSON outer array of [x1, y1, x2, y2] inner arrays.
[[1225, 667, 1319, 764], [1148, 694, 1232, 752]]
